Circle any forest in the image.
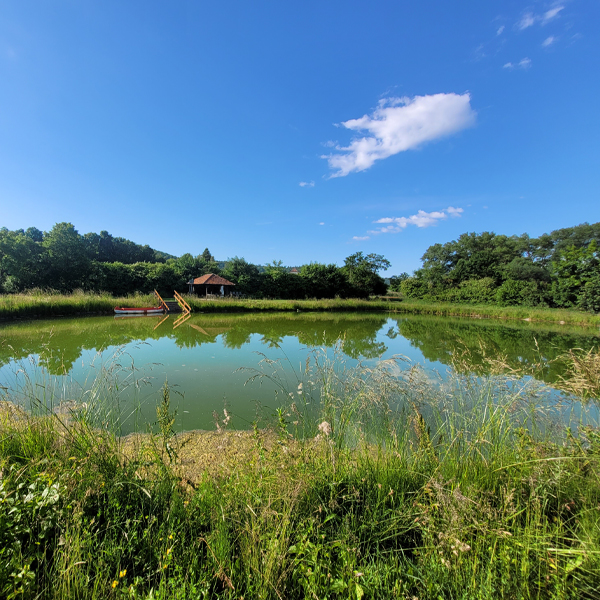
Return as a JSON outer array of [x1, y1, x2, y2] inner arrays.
[[0, 223, 389, 299], [393, 221, 600, 312], [1, 221, 599, 310]]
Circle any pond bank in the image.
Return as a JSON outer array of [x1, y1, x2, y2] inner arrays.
[[2, 292, 600, 327], [1, 389, 599, 599]]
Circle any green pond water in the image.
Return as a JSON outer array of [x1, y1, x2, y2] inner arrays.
[[1, 312, 599, 432]]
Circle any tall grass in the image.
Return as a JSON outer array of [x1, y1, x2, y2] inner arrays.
[[0, 290, 156, 320], [3, 291, 600, 326], [1, 346, 599, 598], [188, 296, 600, 326]]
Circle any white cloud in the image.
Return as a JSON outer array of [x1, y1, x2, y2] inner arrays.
[[319, 222, 325, 226], [519, 57, 532, 68], [542, 35, 557, 47], [503, 58, 531, 70], [517, 12, 536, 30], [299, 181, 315, 187], [322, 93, 476, 177], [366, 206, 463, 236], [352, 236, 370, 241], [542, 5, 564, 24], [496, 25, 505, 36], [516, 5, 564, 30], [446, 206, 464, 217]]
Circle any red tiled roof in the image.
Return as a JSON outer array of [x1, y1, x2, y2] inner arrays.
[[192, 273, 235, 286]]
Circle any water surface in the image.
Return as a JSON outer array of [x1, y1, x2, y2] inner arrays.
[[1, 312, 598, 431]]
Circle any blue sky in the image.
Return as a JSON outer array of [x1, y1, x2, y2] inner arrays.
[[1, 1, 598, 275]]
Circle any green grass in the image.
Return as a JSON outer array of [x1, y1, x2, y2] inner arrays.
[[2, 291, 599, 327], [0, 290, 157, 320], [1, 346, 599, 599], [188, 296, 600, 326]]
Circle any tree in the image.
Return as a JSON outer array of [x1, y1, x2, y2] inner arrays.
[[261, 260, 305, 298], [222, 257, 261, 296], [299, 263, 349, 298], [389, 273, 409, 292], [25, 227, 43, 243], [42, 222, 89, 290], [343, 252, 390, 297], [0, 228, 48, 291], [550, 241, 600, 308]]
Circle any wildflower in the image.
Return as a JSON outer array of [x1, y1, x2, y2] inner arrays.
[[318, 421, 332, 436], [119, 569, 126, 578], [168, 534, 173, 539], [112, 580, 118, 588], [166, 548, 172, 555]]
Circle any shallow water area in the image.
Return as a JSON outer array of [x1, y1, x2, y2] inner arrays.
[[1, 311, 598, 433]]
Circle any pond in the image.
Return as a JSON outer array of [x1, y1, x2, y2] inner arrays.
[[1, 312, 599, 432]]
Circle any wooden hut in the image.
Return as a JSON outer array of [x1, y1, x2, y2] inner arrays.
[[188, 273, 235, 297]]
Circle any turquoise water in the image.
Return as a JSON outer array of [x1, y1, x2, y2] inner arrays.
[[1, 312, 598, 432]]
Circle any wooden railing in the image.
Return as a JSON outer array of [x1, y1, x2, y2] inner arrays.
[[154, 289, 168, 312], [173, 313, 191, 329], [173, 290, 191, 315]]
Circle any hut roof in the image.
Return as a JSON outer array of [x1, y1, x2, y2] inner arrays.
[[191, 273, 235, 286]]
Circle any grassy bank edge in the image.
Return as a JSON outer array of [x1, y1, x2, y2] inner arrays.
[[1, 366, 600, 599], [1, 292, 600, 327]]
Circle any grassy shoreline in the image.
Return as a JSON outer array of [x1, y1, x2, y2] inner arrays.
[[1, 353, 599, 599], [2, 291, 600, 327]]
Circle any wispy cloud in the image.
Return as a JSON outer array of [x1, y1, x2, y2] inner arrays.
[[319, 222, 325, 226], [542, 35, 557, 47], [299, 181, 315, 187], [542, 5, 564, 24], [496, 25, 505, 36], [352, 236, 370, 241], [503, 57, 532, 69], [516, 5, 564, 30], [364, 206, 463, 236], [517, 12, 536, 30], [322, 93, 476, 178]]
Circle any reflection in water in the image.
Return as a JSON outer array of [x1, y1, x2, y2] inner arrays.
[[0, 312, 598, 431], [0, 312, 389, 374], [390, 315, 599, 386]]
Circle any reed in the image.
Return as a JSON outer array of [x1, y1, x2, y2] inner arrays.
[[1, 346, 599, 599], [187, 296, 600, 326], [0, 290, 156, 319], [2, 291, 599, 327]]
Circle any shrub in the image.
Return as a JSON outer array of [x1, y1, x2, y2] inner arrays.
[[578, 274, 600, 313], [495, 279, 549, 307]]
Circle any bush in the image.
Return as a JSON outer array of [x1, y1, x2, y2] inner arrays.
[[400, 277, 428, 299], [495, 279, 549, 307], [578, 275, 600, 313], [438, 278, 498, 305]]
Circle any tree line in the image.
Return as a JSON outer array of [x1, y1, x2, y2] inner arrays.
[[2, 221, 599, 311], [392, 221, 600, 312], [0, 223, 389, 298]]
